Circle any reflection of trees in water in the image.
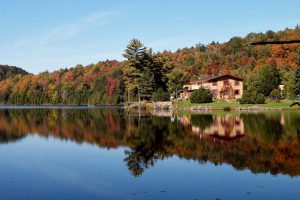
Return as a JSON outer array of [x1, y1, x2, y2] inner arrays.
[[124, 117, 186, 177], [241, 113, 284, 143], [0, 109, 300, 176], [0, 129, 25, 143], [124, 112, 300, 177], [0, 109, 126, 147]]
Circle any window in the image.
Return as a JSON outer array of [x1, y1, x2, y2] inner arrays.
[[234, 90, 240, 95], [234, 80, 240, 86], [212, 81, 217, 86]]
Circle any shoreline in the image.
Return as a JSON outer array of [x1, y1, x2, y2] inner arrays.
[[0, 102, 298, 111], [177, 105, 300, 111], [172, 100, 300, 111]]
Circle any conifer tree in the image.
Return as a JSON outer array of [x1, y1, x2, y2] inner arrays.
[[293, 54, 300, 96], [167, 69, 185, 99], [123, 39, 147, 100]]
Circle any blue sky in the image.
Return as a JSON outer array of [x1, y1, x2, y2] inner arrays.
[[0, 0, 300, 74]]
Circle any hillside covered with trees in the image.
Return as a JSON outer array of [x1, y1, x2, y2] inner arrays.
[[0, 65, 28, 81], [0, 26, 299, 105]]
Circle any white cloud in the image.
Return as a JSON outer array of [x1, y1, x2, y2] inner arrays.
[[0, 9, 121, 73]]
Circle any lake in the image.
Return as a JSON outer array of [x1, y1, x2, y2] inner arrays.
[[0, 107, 300, 200]]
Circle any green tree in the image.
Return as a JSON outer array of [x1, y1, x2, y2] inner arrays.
[[150, 52, 172, 91], [123, 39, 171, 101], [138, 68, 155, 100], [245, 65, 281, 96], [123, 38, 146, 71], [167, 69, 184, 99], [294, 56, 300, 96], [227, 36, 243, 54], [123, 39, 147, 101], [152, 88, 169, 101], [259, 65, 281, 96], [279, 67, 295, 99]]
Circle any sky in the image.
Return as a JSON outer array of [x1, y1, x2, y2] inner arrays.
[[0, 0, 300, 74]]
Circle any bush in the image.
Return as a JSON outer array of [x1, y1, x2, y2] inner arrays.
[[190, 88, 213, 103], [255, 94, 265, 104], [270, 89, 281, 100], [239, 89, 265, 104], [152, 88, 170, 101]]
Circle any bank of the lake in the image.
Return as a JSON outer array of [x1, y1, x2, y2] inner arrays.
[[123, 100, 300, 111], [173, 100, 300, 111]]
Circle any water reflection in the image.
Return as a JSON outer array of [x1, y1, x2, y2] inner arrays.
[[0, 109, 300, 177], [181, 114, 244, 142]]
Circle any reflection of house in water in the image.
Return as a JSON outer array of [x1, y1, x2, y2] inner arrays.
[[181, 115, 244, 142], [179, 116, 191, 126]]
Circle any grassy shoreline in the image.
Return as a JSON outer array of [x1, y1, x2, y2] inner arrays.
[[173, 100, 300, 111], [6, 101, 295, 111]]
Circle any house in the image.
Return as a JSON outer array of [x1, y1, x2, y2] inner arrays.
[[180, 74, 243, 100]]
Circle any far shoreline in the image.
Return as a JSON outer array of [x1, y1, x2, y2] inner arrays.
[[0, 105, 122, 109]]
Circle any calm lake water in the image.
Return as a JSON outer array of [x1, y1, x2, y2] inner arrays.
[[0, 107, 300, 200]]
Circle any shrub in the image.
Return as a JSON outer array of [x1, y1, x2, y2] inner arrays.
[[239, 89, 265, 104], [152, 88, 170, 101], [190, 88, 212, 103], [255, 94, 265, 104], [270, 89, 281, 101]]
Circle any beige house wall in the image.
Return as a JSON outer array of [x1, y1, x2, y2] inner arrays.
[[182, 78, 243, 100]]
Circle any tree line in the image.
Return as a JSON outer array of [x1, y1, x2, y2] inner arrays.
[[0, 61, 125, 105], [0, 26, 299, 105], [0, 39, 185, 105]]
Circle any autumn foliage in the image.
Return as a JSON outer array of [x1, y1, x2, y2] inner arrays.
[[0, 26, 299, 105], [0, 61, 124, 105]]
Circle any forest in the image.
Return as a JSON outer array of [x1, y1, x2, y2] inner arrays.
[[0, 65, 28, 81], [0, 26, 300, 105]]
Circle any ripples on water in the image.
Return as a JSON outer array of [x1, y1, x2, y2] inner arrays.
[[0, 108, 300, 200]]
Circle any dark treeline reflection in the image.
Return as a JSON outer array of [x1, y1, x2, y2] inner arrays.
[[0, 109, 300, 177]]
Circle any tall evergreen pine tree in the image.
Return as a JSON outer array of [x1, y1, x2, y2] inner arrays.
[[294, 55, 300, 96]]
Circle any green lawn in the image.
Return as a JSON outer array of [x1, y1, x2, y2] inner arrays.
[[173, 100, 297, 110]]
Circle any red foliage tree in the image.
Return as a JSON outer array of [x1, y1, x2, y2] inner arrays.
[[105, 78, 118, 96]]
